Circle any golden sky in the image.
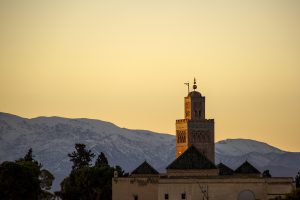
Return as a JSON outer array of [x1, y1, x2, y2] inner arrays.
[[0, 0, 299, 151]]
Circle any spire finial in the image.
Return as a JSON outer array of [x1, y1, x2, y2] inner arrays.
[[193, 77, 197, 91], [184, 82, 190, 94]]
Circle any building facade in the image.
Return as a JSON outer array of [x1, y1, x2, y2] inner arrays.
[[112, 79, 294, 200]]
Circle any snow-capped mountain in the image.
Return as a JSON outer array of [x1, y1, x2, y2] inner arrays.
[[0, 112, 175, 190], [215, 139, 300, 178], [0, 112, 299, 191], [216, 139, 284, 156]]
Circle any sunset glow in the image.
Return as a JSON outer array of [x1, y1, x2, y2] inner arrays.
[[1, 0, 300, 151]]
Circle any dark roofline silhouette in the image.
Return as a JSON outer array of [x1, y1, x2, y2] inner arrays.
[[234, 161, 261, 174], [167, 145, 216, 170], [131, 161, 159, 175], [217, 162, 234, 175]]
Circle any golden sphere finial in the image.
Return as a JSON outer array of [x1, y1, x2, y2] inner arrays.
[[193, 77, 197, 90]]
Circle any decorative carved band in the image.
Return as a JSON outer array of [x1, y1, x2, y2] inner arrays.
[[176, 130, 186, 143]]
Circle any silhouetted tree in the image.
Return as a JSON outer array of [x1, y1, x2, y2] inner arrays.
[[40, 169, 55, 190], [68, 143, 95, 171], [95, 152, 108, 167], [59, 166, 114, 200], [262, 169, 272, 178], [19, 148, 55, 197], [24, 148, 34, 161], [285, 188, 300, 199], [59, 150, 127, 200], [0, 148, 55, 200], [0, 161, 40, 200], [115, 165, 129, 177], [16, 148, 40, 167], [271, 188, 300, 200], [296, 172, 300, 188]]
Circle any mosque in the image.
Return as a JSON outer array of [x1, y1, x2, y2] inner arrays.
[[112, 79, 294, 200]]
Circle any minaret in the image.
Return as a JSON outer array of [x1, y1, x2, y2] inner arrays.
[[176, 78, 215, 162]]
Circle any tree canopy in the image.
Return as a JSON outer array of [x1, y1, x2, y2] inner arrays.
[[95, 152, 108, 167], [262, 169, 272, 178], [0, 161, 40, 200], [59, 165, 114, 200], [296, 172, 300, 188], [0, 148, 54, 200], [68, 143, 95, 170], [58, 144, 127, 200]]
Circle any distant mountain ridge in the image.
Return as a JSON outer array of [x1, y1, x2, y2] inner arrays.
[[215, 139, 300, 178], [0, 112, 299, 191]]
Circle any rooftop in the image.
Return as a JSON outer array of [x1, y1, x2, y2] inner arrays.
[[131, 161, 159, 175], [167, 145, 217, 170], [217, 163, 234, 175], [234, 161, 261, 174]]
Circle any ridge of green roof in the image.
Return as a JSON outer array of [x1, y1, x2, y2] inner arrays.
[[234, 161, 260, 174], [131, 161, 159, 175], [217, 163, 234, 175], [166, 146, 216, 170]]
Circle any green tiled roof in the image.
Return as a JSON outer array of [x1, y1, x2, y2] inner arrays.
[[217, 163, 234, 175], [166, 146, 216, 170], [131, 161, 159, 175], [234, 161, 260, 174]]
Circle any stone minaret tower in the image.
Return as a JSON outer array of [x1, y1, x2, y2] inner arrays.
[[176, 78, 215, 162]]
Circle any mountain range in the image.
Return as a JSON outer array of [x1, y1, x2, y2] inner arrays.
[[0, 112, 299, 191]]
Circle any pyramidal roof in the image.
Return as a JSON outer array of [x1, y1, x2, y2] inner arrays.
[[217, 163, 234, 175], [131, 161, 159, 175], [166, 145, 216, 170], [234, 161, 260, 174]]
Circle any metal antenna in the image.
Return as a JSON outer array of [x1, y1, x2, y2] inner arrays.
[[184, 82, 190, 94]]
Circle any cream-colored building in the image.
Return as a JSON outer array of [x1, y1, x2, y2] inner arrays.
[[112, 79, 294, 200]]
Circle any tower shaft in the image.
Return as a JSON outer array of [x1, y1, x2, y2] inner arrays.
[[176, 80, 215, 162]]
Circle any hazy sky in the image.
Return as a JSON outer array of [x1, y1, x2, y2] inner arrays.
[[1, 0, 299, 151]]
